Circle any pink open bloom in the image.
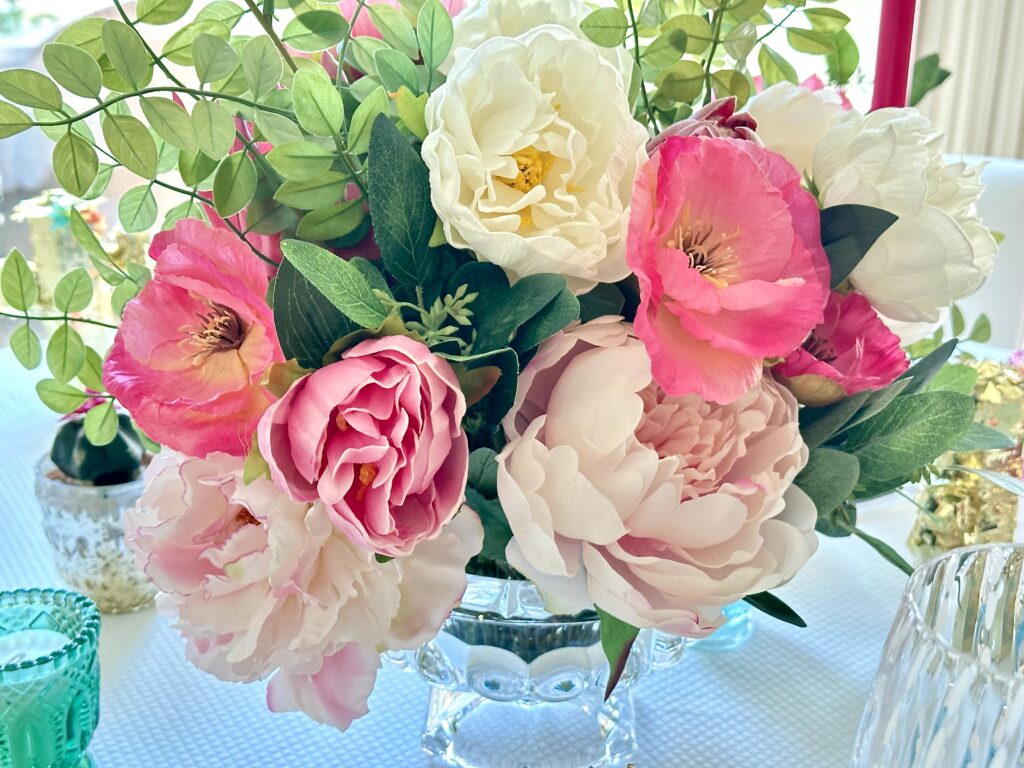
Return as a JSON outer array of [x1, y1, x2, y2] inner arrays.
[[257, 335, 469, 557], [628, 136, 830, 404], [104, 219, 283, 457], [773, 291, 910, 406]]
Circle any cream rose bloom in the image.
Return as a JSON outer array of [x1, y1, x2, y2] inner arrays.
[[496, 318, 818, 636], [745, 82, 844, 177], [443, 0, 633, 80], [125, 452, 483, 730], [422, 25, 649, 292], [812, 109, 997, 322]]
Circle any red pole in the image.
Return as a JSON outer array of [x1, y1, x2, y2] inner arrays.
[[871, 0, 918, 110]]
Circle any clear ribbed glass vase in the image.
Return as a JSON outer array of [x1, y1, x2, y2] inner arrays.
[[853, 544, 1024, 768], [389, 575, 686, 768]]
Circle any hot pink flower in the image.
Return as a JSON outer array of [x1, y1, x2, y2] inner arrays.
[[647, 96, 759, 154], [773, 291, 909, 406], [627, 136, 830, 404], [257, 335, 469, 557], [339, 0, 465, 38], [104, 219, 283, 457]]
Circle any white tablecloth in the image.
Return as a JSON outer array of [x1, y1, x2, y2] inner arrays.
[[0, 347, 914, 767]]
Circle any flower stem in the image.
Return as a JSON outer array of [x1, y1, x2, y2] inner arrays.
[[244, 0, 298, 73], [755, 6, 799, 45], [0, 311, 118, 330], [337, 0, 368, 89], [702, 8, 726, 106], [625, 0, 658, 132], [837, 519, 915, 575]]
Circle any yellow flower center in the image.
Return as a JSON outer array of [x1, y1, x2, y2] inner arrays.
[[183, 302, 246, 364], [498, 146, 554, 194], [668, 203, 741, 289]]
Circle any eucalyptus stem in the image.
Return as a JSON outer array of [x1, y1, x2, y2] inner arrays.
[[244, 0, 298, 73], [755, 6, 799, 45], [702, 8, 726, 106], [0, 311, 118, 330], [32, 87, 297, 128], [625, 0, 658, 131]]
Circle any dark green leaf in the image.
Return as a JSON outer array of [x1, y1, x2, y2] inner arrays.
[[465, 488, 513, 565], [579, 283, 625, 323], [366, 115, 438, 287], [743, 592, 806, 627], [511, 289, 580, 355], [281, 239, 388, 329], [440, 347, 519, 424], [820, 204, 898, 288], [899, 339, 958, 394], [794, 447, 860, 534], [273, 258, 356, 368], [473, 274, 567, 353], [951, 422, 1016, 452], [596, 607, 640, 699], [909, 53, 951, 107]]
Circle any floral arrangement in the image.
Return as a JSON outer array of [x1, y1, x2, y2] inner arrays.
[[0, 0, 1006, 732]]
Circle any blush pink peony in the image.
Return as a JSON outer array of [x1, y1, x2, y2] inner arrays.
[[103, 219, 283, 457], [627, 135, 830, 404], [124, 452, 482, 730], [773, 290, 909, 406], [497, 317, 818, 635], [257, 335, 469, 557]]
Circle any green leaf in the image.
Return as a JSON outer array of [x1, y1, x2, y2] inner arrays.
[[163, 19, 232, 66], [102, 114, 158, 179], [951, 422, 1016, 452], [900, 339, 958, 394], [283, 10, 349, 52], [53, 268, 94, 313], [758, 45, 798, 86], [242, 37, 283, 99], [579, 283, 625, 323], [55, 18, 106, 58], [465, 488, 513, 565], [643, 29, 688, 68], [0, 101, 31, 139], [274, 171, 350, 209], [1, 249, 38, 311], [367, 5, 419, 58], [511, 289, 580, 355], [786, 27, 836, 55], [711, 69, 751, 107], [950, 304, 965, 336], [84, 402, 119, 446], [820, 204, 898, 289], [266, 141, 335, 182], [42, 43, 102, 98], [909, 53, 951, 107], [78, 346, 105, 391], [280, 239, 388, 329], [375, 49, 420, 94], [116, 184, 157, 233], [845, 524, 913, 575], [102, 20, 153, 89], [743, 592, 807, 628], [394, 86, 428, 139], [841, 391, 976, 482], [825, 29, 859, 86], [366, 115, 438, 287], [655, 60, 705, 102], [969, 314, 991, 343], [213, 152, 258, 217], [440, 347, 519, 424], [595, 607, 640, 699], [474, 274, 568, 353], [580, 7, 629, 47], [46, 324, 86, 383], [178, 150, 219, 187], [195, 0, 245, 27], [923, 363, 977, 395], [254, 109, 304, 145], [243, 432, 271, 484], [804, 7, 850, 34], [348, 87, 390, 155], [140, 97, 198, 154], [722, 21, 756, 61], [0, 69, 62, 110], [193, 32, 240, 83], [245, 197, 294, 235], [10, 324, 41, 369], [664, 14, 713, 54], [468, 447, 499, 498], [137, 0, 193, 24], [795, 448, 860, 535], [296, 201, 366, 241], [417, 0, 454, 74], [191, 100, 236, 160], [111, 279, 141, 316], [273, 258, 357, 368], [36, 379, 88, 414], [293, 68, 345, 138], [53, 132, 99, 197]]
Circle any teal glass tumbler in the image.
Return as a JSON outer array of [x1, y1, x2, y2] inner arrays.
[[0, 590, 100, 768]]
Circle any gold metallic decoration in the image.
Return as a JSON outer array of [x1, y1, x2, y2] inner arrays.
[[909, 358, 1024, 561]]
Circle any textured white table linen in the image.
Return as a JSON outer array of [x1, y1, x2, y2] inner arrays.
[[0, 348, 913, 767]]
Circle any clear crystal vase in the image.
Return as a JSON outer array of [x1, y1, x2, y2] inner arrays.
[[390, 576, 686, 768]]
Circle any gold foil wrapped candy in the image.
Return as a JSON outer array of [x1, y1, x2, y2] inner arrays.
[[909, 359, 1023, 561]]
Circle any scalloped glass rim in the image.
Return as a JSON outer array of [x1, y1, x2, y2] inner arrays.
[[906, 543, 1024, 686], [0, 589, 101, 676]]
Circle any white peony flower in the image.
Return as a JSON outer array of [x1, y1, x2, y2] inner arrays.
[[812, 109, 997, 323], [745, 82, 845, 178], [443, 0, 633, 81], [422, 25, 649, 292]]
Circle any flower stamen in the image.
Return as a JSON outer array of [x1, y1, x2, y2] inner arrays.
[[183, 303, 246, 363], [355, 463, 378, 503], [668, 203, 741, 289], [498, 146, 554, 194]]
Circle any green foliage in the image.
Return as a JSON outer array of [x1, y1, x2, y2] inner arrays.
[[596, 607, 640, 699], [820, 205, 898, 289], [581, 8, 630, 47], [1, 249, 38, 311], [910, 53, 951, 107], [273, 258, 357, 369], [743, 592, 806, 627]]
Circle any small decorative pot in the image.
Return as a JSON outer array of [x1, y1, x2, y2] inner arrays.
[[34, 457, 155, 614], [390, 575, 686, 768]]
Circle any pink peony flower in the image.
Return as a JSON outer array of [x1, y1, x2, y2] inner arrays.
[[773, 291, 909, 406], [339, 0, 465, 38], [627, 135, 830, 404], [104, 219, 283, 457], [647, 96, 760, 154], [125, 452, 482, 730], [257, 335, 469, 557], [497, 317, 818, 635]]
